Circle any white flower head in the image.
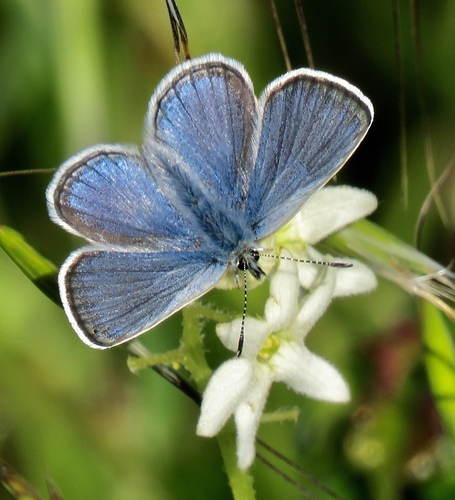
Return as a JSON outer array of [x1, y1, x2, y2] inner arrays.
[[197, 186, 377, 470]]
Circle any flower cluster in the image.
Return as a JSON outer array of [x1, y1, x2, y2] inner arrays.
[[197, 186, 378, 469]]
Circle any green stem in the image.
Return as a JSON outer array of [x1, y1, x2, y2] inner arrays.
[[217, 422, 256, 500], [181, 303, 256, 499]]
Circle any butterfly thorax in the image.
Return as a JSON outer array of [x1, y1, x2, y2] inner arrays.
[[188, 196, 268, 279], [186, 193, 253, 247]]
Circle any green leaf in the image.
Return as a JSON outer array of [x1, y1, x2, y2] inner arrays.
[[421, 300, 455, 440], [0, 225, 60, 306]]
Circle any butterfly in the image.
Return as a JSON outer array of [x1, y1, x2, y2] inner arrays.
[[47, 53, 373, 349]]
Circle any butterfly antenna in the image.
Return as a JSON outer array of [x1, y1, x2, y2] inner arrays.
[[165, 0, 191, 63], [261, 253, 353, 269], [236, 268, 248, 357]]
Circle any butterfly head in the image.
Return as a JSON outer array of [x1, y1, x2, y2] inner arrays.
[[235, 247, 266, 281]]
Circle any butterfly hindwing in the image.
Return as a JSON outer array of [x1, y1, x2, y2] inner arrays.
[[60, 248, 227, 348]]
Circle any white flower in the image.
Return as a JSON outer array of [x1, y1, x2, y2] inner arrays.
[[196, 186, 377, 470]]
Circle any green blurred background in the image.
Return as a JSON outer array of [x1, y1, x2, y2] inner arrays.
[[1, 1, 455, 498]]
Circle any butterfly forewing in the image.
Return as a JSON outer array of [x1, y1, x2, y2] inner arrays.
[[145, 54, 259, 211], [47, 146, 200, 249], [247, 69, 373, 239]]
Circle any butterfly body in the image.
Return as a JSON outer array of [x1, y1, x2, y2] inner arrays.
[[47, 54, 373, 349]]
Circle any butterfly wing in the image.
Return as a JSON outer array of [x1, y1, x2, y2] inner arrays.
[[246, 69, 373, 240], [47, 145, 201, 250], [145, 54, 259, 215], [48, 146, 225, 348], [47, 56, 261, 349], [60, 248, 227, 348]]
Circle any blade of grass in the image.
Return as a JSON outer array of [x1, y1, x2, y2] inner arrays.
[[0, 225, 59, 305]]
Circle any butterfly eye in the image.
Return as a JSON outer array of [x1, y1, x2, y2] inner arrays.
[[250, 249, 260, 263], [237, 256, 248, 272]]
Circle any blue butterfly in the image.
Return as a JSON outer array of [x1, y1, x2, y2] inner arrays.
[[47, 53, 373, 349]]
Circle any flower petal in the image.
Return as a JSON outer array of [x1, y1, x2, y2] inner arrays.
[[273, 342, 350, 403], [216, 318, 270, 357], [234, 365, 272, 470], [197, 358, 253, 437], [296, 247, 335, 290], [264, 250, 299, 329], [293, 267, 336, 341], [333, 260, 377, 297], [280, 186, 378, 245]]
